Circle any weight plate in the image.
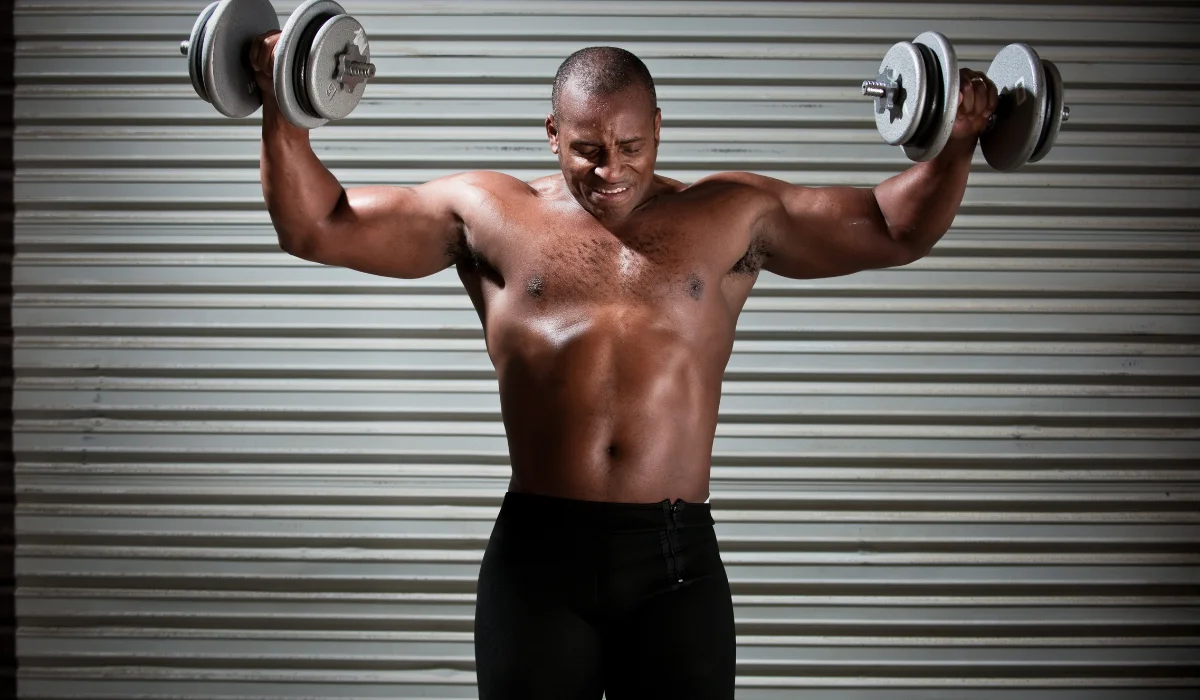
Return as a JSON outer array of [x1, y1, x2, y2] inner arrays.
[[1028, 59, 1065, 164], [275, 0, 346, 129], [903, 31, 959, 162], [201, 0, 280, 118], [307, 14, 372, 121], [186, 1, 220, 103], [982, 43, 1047, 172], [872, 41, 927, 147]]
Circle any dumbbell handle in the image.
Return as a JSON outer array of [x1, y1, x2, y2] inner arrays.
[[862, 78, 1071, 133]]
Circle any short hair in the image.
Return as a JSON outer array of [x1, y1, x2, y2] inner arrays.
[[551, 46, 657, 117]]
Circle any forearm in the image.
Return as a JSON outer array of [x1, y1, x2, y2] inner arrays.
[[872, 135, 976, 256], [259, 111, 347, 253]]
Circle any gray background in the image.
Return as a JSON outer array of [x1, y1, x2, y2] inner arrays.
[[10, 1, 1200, 698]]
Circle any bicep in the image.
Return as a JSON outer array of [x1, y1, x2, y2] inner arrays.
[[294, 175, 471, 279], [710, 172, 912, 280], [765, 184, 913, 279]]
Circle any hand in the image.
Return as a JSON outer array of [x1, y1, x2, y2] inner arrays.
[[952, 67, 998, 141], [248, 30, 282, 108]]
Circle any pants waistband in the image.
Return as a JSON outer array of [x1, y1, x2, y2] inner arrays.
[[499, 491, 713, 531]]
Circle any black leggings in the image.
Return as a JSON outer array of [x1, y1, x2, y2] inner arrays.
[[474, 491, 736, 700]]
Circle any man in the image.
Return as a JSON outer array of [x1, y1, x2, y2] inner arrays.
[[250, 37, 996, 700]]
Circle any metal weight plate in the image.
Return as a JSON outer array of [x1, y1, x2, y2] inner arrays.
[[1028, 59, 1066, 164], [903, 31, 959, 162], [872, 41, 928, 147], [307, 14, 372, 121], [981, 43, 1047, 172], [275, 0, 346, 129], [201, 0, 280, 118], [185, 1, 220, 103]]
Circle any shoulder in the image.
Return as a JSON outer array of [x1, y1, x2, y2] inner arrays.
[[691, 171, 794, 200], [432, 170, 538, 200], [688, 172, 824, 231], [466, 172, 578, 204], [413, 172, 542, 225], [526, 173, 564, 197], [668, 172, 791, 225]]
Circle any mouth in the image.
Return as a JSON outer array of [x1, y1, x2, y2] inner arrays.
[[588, 184, 633, 202]]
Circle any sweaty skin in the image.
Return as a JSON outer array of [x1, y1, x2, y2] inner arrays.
[[250, 35, 998, 504]]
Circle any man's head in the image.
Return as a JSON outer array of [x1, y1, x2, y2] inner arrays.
[[546, 47, 662, 223]]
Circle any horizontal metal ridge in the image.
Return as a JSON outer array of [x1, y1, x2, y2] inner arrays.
[[12, 666, 1199, 687], [15, 1, 1200, 22]]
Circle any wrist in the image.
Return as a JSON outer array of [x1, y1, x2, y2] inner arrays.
[[263, 108, 310, 146], [931, 134, 978, 171], [940, 133, 978, 157]]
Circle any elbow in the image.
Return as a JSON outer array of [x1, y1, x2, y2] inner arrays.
[[270, 194, 346, 261], [275, 226, 320, 261], [872, 205, 923, 267], [903, 239, 932, 265], [885, 234, 930, 268], [896, 240, 931, 267], [879, 213, 937, 267]]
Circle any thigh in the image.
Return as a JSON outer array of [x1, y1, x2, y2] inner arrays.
[[474, 521, 604, 700], [604, 528, 737, 700]]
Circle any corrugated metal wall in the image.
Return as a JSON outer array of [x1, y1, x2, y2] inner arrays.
[[10, 1, 1200, 698], [3, 0, 17, 695]]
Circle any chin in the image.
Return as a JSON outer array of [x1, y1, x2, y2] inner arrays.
[[589, 202, 631, 221]]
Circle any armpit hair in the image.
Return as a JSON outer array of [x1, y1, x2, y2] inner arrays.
[[730, 234, 772, 276], [445, 232, 469, 266], [451, 233, 501, 283]]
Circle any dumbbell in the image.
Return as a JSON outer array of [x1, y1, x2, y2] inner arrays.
[[861, 31, 1071, 171], [180, 0, 377, 129]]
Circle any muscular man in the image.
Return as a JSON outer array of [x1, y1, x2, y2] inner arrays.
[[251, 38, 996, 700]]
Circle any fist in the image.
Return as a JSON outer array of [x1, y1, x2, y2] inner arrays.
[[953, 67, 998, 140], [248, 30, 282, 104]]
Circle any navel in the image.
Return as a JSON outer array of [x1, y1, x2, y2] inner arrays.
[[686, 273, 705, 300]]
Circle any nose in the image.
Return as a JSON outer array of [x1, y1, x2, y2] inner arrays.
[[594, 153, 625, 182]]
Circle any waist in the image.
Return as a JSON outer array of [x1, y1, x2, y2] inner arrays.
[[499, 490, 714, 533]]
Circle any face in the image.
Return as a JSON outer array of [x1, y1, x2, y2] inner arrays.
[[546, 82, 662, 223]]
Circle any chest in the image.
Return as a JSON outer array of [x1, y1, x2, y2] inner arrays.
[[466, 201, 714, 306], [536, 226, 705, 302]]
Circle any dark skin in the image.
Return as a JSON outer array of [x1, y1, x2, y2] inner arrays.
[[251, 35, 998, 503]]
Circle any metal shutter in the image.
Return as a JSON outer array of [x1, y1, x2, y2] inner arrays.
[[12, 1, 1199, 698]]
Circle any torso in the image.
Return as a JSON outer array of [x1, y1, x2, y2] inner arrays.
[[455, 173, 772, 503]]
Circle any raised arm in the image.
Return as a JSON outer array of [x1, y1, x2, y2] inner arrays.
[[712, 67, 996, 280], [251, 32, 471, 279]]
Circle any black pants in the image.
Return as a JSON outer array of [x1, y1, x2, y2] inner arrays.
[[474, 491, 736, 699]]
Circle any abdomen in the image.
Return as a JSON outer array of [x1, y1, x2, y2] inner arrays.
[[490, 302, 728, 503]]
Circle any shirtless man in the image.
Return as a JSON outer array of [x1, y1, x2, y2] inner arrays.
[[251, 38, 997, 700]]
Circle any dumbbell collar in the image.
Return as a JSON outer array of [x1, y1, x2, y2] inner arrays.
[[335, 37, 376, 92]]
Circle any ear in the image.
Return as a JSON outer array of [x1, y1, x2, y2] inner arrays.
[[546, 114, 560, 154], [653, 107, 662, 147]]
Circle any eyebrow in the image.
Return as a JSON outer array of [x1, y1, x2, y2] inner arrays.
[[571, 137, 646, 147]]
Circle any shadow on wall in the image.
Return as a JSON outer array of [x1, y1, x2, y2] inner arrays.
[[0, 0, 14, 696]]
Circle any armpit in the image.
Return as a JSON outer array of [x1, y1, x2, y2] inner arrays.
[[445, 230, 470, 266], [454, 234, 503, 285], [730, 233, 772, 276]]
